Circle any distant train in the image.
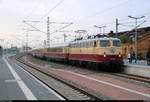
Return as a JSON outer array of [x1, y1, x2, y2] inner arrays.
[[30, 37, 124, 70]]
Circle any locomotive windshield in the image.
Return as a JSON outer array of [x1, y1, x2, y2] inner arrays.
[[100, 40, 110, 47], [113, 40, 121, 47]]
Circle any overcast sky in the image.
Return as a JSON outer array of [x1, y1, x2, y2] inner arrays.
[[0, 0, 150, 48]]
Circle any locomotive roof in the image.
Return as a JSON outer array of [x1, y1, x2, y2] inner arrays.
[[50, 43, 69, 48], [70, 37, 120, 44]]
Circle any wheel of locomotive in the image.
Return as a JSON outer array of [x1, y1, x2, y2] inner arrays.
[[91, 62, 96, 70], [85, 62, 90, 69], [94, 62, 99, 71], [114, 63, 122, 72], [98, 63, 103, 71], [87, 62, 94, 70], [69, 60, 73, 65], [81, 61, 86, 68], [102, 63, 108, 72], [75, 61, 80, 67], [43, 55, 47, 60], [79, 61, 82, 67], [72, 60, 76, 66], [109, 63, 115, 72], [64, 59, 68, 64]]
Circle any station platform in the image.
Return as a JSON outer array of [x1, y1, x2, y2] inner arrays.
[[124, 59, 150, 68], [0, 55, 64, 100], [123, 60, 150, 78]]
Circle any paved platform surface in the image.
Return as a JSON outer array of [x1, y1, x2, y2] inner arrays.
[[123, 59, 150, 78], [124, 59, 150, 68], [0, 55, 64, 100]]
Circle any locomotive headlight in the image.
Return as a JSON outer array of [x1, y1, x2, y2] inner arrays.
[[104, 52, 106, 57], [119, 52, 121, 57]]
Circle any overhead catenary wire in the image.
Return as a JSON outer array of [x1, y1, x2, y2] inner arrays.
[[51, 23, 73, 35], [74, 0, 130, 23], [22, 0, 150, 48], [23, 20, 47, 34], [23, 0, 149, 34], [22, 0, 65, 33], [38, 0, 65, 22], [25, 0, 42, 20]]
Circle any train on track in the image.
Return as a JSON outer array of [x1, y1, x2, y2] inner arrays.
[[30, 36, 124, 71]]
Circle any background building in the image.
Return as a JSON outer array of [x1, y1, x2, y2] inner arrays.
[[109, 27, 150, 59]]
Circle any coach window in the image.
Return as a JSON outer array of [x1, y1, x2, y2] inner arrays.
[[81, 43, 83, 48], [86, 42, 89, 48], [75, 43, 77, 48], [82, 42, 84, 48], [92, 41, 94, 47], [100, 40, 110, 47], [89, 42, 91, 47], [83, 42, 85, 48], [78, 43, 80, 48], [77, 43, 79, 48], [90, 42, 93, 47], [80, 43, 82, 48], [69, 44, 71, 47], [85, 42, 87, 48], [88, 42, 91, 47], [76, 43, 78, 48], [86, 42, 88, 48]]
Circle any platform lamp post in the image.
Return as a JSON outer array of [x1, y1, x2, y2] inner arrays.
[[128, 15, 145, 62]]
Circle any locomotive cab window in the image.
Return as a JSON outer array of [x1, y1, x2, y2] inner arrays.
[[113, 40, 121, 47], [100, 40, 110, 47]]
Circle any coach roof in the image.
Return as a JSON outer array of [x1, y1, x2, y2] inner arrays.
[[70, 37, 120, 44]]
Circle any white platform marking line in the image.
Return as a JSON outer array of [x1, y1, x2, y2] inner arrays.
[[3, 57, 37, 100], [16, 64, 65, 100], [58, 69, 150, 98], [5, 79, 21, 83]]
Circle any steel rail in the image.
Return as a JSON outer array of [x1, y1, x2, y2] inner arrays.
[[15, 54, 103, 100]]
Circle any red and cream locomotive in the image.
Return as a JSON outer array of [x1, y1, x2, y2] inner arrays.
[[30, 36, 123, 70]]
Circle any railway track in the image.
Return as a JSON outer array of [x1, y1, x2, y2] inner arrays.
[[111, 73, 150, 84], [24, 54, 150, 84], [9, 53, 150, 100], [13, 54, 103, 100], [16, 54, 150, 85]]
